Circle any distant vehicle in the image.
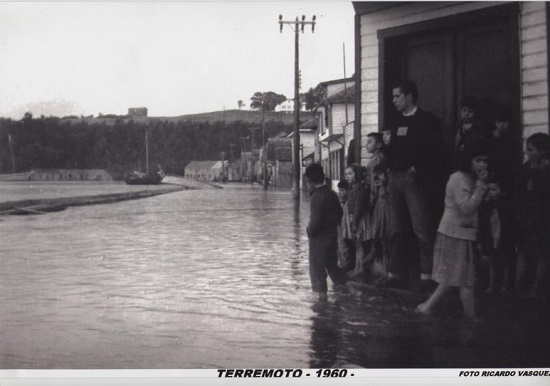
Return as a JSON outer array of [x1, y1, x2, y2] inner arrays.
[[124, 132, 164, 185], [124, 170, 163, 185]]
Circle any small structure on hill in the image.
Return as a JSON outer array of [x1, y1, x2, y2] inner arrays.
[[128, 107, 148, 117]]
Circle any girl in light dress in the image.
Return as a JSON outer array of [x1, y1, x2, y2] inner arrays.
[[416, 142, 489, 320], [370, 161, 392, 283], [341, 164, 369, 277]]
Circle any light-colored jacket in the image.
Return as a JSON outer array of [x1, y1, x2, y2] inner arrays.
[[437, 171, 488, 241]]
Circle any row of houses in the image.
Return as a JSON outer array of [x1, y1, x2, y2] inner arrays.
[[186, 2, 550, 191], [298, 1, 549, 191]]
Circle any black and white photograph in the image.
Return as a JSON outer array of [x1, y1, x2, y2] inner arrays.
[[0, 1, 549, 380]]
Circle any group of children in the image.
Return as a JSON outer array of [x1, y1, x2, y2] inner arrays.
[[337, 132, 392, 284], [306, 98, 550, 320]]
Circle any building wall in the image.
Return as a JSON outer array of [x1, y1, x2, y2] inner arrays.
[[28, 169, 113, 181], [331, 104, 355, 136], [301, 131, 316, 159], [344, 121, 354, 163], [358, 1, 548, 165], [521, 2, 549, 140]]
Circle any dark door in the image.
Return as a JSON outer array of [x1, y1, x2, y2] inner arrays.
[[405, 35, 454, 149], [383, 11, 520, 167]]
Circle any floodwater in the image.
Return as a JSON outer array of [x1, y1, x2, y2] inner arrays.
[[0, 182, 549, 369]]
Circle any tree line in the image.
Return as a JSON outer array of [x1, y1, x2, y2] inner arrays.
[[0, 115, 291, 180]]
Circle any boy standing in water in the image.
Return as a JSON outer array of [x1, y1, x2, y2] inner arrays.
[[306, 163, 362, 300]]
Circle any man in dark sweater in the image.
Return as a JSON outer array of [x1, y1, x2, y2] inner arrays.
[[305, 163, 362, 299], [378, 79, 447, 291]]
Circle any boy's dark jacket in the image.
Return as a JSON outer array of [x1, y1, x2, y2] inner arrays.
[[307, 184, 343, 239]]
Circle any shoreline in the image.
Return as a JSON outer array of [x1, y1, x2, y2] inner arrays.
[[0, 185, 185, 215]]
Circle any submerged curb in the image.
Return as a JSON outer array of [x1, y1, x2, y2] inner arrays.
[[0, 185, 185, 215]]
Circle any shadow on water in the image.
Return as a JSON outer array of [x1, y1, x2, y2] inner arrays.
[[307, 288, 550, 368]]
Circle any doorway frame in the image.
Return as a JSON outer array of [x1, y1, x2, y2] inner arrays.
[[376, 2, 520, 132]]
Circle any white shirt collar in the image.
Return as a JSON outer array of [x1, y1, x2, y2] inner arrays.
[[402, 106, 418, 117]]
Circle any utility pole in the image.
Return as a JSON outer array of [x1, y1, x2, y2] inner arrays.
[[240, 136, 247, 181], [262, 109, 268, 190], [229, 143, 235, 181], [8, 134, 16, 173], [279, 14, 316, 201]]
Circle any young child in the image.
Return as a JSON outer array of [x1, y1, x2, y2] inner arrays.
[[454, 96, 487, 169], [516, 133, 550, 299], [370, 161, 392, 283], [305, 163, 362, 300], [478, 173, 517, 293], [416, 142, 489, 319], [342, 164, 369, 277], [364, 132, 386, 195], [364, 132, 386, 268], [337, 179, 354, 272], [488, 107, 515, 177]]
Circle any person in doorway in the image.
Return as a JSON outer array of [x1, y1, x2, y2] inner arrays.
[[488, 106, 515, 178], [454, 96, 488, 166], [516, 133, 550, 300], [416, 142, 489, 320], [305, 163, 362, 300], [478, 173, 517, 293], [377, 79, 447, 292]]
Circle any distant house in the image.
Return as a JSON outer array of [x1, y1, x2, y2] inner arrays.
[[265, 137, 293, 188], [311, 77, 355, 186], [275, 99, 307, 113], [286, 118, 317, 191], [184, 161, 227, 181], [27, 169, 113, 182], [128, 107, 148, 117]]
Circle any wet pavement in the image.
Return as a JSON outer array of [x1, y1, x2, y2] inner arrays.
[[0, 182, 548, 369]]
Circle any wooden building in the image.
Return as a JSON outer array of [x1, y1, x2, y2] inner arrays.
[[353, 1, 548, 178]]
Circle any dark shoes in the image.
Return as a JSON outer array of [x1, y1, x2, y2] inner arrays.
[[374, 277, 407, 289]]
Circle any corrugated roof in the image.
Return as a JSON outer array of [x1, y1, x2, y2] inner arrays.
[[326, 84, 355, 103], [300, 118, 318, 130]]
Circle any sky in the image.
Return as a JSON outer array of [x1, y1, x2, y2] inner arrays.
[[0, 1, 355, 119]]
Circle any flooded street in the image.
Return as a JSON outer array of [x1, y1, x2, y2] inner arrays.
[[0, 183, 549, 369]]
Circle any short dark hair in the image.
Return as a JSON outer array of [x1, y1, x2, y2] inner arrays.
[[392, 79, 418, 103], [494, 105, 511, 122], [345, 163, 364, 183], [305, 163, 325, 184], [337, 179, 349, 190], [367, 132, 384, 146], [526, 132, 550, 154], [457, 141, 489, 172], [459, 95, 480, 111]]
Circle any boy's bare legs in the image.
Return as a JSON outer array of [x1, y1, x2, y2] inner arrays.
[[350, 240, 366, 276]]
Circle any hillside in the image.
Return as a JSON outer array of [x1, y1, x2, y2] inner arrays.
[[65, 109, 313, 126]]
